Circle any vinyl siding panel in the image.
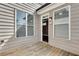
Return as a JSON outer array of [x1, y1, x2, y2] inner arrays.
[[48, 3, 79, 55], [2, 3, 34, 14], [0, 4, 15, 41], [37, 3, 79, 55], [0, 4, 40, 51]]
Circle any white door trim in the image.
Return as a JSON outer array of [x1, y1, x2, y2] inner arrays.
[[41, 13, 49, 42]]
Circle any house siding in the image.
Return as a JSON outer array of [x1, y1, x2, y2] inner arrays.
[[0, 4, 15, 40], [0, 3, 79, 55], [0, 3, 40, 51], [39, 3, 79, 55]]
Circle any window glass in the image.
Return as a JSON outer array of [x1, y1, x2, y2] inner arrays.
[[54, 6, 70, 39], [27, 14, 34, 26], [16, 10, 26, 37], [16, 10, 34, 37], [27, 14, 34, 36], [27, 26, 34, 36], [54, 7, 69, 19]]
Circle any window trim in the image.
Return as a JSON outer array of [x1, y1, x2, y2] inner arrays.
[[15, 9, 17, 38], [53, 5, 71, 40], [15, 9, 35, 38]]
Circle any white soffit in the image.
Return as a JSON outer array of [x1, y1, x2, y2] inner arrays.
[[24, 3, 45, 13], [37, 3, 65, 15]]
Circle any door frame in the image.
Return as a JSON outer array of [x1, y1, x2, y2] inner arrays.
[[41, 13, 49, 42]]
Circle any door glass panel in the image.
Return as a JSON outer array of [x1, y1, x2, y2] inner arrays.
[[16, 10, 26, 37]]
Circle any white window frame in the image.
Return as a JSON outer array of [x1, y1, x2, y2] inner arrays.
[[15, 9, 35, 38], [41, 13, 49, 41], [15, 9, 17, 38], [53, 5, 71, 40]]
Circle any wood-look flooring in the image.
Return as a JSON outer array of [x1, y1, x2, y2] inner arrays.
[[0, 41, 77, 56]]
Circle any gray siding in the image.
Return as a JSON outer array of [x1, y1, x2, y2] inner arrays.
[[1, 3, 79, 55], [0, 4, 15, 40], [2, 3, 34, 14], [0, 3, 40, 51], [42, 3, 79, 55]]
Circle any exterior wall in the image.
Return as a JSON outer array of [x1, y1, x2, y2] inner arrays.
[[0, 4, 15, 43], [39, 3, 79, 55], [0, 3, 40, 51], [35, 13, 41, 40], [0, 3, 79, 55]]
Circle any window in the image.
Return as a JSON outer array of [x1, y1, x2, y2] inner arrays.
[[16, 10, 26, 37], [27, 14, 34, 36], [53, 6, 70, 40], [16, 10, 34, 37]]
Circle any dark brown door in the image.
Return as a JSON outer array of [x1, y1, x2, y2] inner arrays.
[[42, 18, 48, 42]]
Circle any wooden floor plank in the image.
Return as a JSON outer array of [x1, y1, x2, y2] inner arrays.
[[0, 41, 77, 56]]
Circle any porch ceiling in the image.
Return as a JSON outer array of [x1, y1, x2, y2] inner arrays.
[[1, 3, 45, 14], [23, 3, 45, 13]]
